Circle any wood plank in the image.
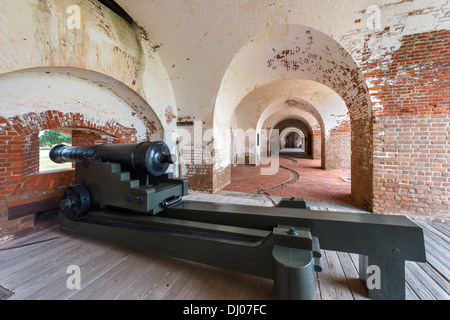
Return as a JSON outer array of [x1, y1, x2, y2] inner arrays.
[[406, 262, 450, 300], [405, 264, 436, 300], [336, 251, 368, 300], [420, 234, 450, 278], [419, 232, 450, 270], [224, 272, 264, 300], [349, 253, 360, 271], [429, 223, 450, 242], [416, 261, 450, 293], [2, 236, 97, 290], [0, 226, 60, 249], [314, 272, 321, 300], [79, 252, 152, 300], [415, 220, 450, 244], [31, 241, 121, 300], [315, 251, 329, 299], [316, 250, 353, 300], [139, 258, 191, 300], [324, 250, 354, 300], [422, 232, 450, 259], [415, 222, 450, 260], [160, 262, 203, 299], [0, 228, 63, 264], [422, 252, 450, 281], [48, 244, 131, 300], [172, 263, 223, 300], [189, 266, 235, 300], [11, 240, 121, 300], [0, 237, 75, 280], [406, 283, 420, 300], [115, 254, 173, 300], [65, 248, 140, 300], [432, 222, 450, 234], [316, 250, 336, 300], [254, 278, 275, 300]]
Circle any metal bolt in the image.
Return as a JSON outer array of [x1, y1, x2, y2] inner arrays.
[[392, 248, 401, 255], [60, 198, 72, 211], [288, 228, 298, 236]]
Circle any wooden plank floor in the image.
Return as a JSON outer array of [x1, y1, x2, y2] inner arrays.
[[0, 194, 449, 300]]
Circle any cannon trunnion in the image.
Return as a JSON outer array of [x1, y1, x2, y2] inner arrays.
[[52, 141, 426, 300]]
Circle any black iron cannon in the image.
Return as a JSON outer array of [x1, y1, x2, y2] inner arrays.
[[50, 142, 187, 219], [50, 141, 175, 177]]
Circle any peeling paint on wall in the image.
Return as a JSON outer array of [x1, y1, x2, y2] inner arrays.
[[165, 105, 176, 124]]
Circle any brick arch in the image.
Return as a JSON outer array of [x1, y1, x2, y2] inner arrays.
[[1, 110, 137, 194], [256, 96, 325, 135], [215, 24, 373, 209], [0, 68, 163, 142], [279, 127, 305, 147], [0, 0, 176, 140], [263, 112, 322, 163], [0, 109, 138, 242]]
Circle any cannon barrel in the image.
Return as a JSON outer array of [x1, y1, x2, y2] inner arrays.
[[49, 141, 175, 177]]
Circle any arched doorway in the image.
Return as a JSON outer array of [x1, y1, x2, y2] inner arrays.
[[214, 24, 372, 209]]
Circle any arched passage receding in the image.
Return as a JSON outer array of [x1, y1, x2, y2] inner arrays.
[[231, 80, 349, 171], [214, 24, 372, 209], [259, 100, 323, 162], [279, 127, 305, 148]]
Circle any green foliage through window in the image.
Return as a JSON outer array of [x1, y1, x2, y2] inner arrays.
[[39, 130, 72, 147]]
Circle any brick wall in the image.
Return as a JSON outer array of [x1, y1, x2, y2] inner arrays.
[[325, 132, 352, 171], [214, 165, 231, 192], [373, 115, 449, 221], [0, 111, 137, 242], [72, 129, 120, 146], [312, 127, 321, 160], [175, 122, 232, 193], [365, 29, 450, 222], [324, 119, 352, 171], [351, 117, 374, 211]]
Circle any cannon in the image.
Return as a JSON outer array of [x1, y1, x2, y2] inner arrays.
[[50, 142, 188, 219], [50, 141, 175, 177], [51, 141, 426, 300]]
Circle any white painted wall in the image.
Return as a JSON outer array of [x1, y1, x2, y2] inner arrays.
[[0, 71, 149, 140], [119, 0, 449, 120], [261, 110, 321, 134], [0, 0, 177, 145]]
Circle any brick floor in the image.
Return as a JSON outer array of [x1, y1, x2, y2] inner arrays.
[[221, 157, 292, 194], [223, 156, 355, 206]]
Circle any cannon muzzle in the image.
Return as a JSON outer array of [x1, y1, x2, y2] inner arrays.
[[50, 141, 175, 176]]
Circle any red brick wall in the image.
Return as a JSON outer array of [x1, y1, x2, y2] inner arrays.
[[373, 115, 449, 221], [0, 111, 138, 242], [325, 132, 352, 171], [325, 120, 352, 171], [183, 164, 214, 192], [365, 29, 450, 222], [72, 130, 120, 146], [351, 117, 374, 211]]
